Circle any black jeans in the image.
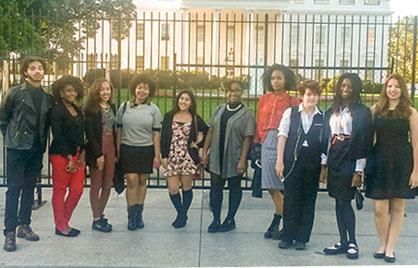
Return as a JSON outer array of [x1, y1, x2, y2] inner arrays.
[[282, 149, 320, 244], [4, 148, 43, 235], [209, 174, 243, 222]]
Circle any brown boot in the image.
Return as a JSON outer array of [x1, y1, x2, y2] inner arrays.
[[17, 225, 40, 241], [3, 231, 16, 252]]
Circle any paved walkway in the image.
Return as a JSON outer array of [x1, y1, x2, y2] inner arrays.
[[0, 188, 417, 267]]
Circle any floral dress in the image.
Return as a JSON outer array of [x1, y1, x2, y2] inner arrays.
[[164, 121, 198, 177]]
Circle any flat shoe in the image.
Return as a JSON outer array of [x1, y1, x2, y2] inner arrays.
[[384, 253, 396, 263], [55, 228, 80, 237], [323, 242, 348, 255], [346, 243, 359, 259], [373, 251, 385, 259]]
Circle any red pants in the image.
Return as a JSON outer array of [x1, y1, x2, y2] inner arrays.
[[50, 154, 85, 231], [90, 131, 116, 218]]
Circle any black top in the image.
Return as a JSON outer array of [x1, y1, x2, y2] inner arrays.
[[28, 86, 45, 151], [85, 104, 117, 167], [161, 111, 208, 163], [219, 103, 243, 168], [49, 101, 86, 156]]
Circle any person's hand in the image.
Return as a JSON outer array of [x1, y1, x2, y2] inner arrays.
[[275, 160, 284, 178], [161, 158, 168, 169], [153, 156, 161, 169], [66, 159, 77, 173], [237, 160, 246, 174], [96, 155, 105, 170], [320, 165, 328, 184], [351, 172, 362, 188], [409, 170, 418, 189]]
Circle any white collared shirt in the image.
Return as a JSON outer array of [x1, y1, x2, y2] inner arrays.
[[278, 103, 322, 139]]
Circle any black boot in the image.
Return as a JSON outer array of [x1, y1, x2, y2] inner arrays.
[[127, 205, 137, 231], [175, 189, 193, 228], [169, 193, 183, 227], [136, 204, 144, 229], [264, 214, 282, 239]]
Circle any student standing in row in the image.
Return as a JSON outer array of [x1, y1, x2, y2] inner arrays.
[[1, 56, 53, 251], [366, 74, 418, 263], [276, 80, 327, 250], [322, 73, 373, 259], [161, 90, 208, 228], [84, 78, 117, 233], [203, 80, 256, 233], [49, 75, 86, 237], [116, 75, 161, 231], [255, 64, 299, 239]]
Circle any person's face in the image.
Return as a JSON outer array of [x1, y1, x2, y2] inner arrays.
[[99, 81, 112, 103], [226, 82, 243, 104], [178, 93, 192, 112], [301, 88, 319, 109], [271, 70, 286, 92], [340, 78, 353, 100], [61, 84, 78, 104], [135, 83, 150, 103], [25, 61, 45, 83], [386, 78, 402, 101]]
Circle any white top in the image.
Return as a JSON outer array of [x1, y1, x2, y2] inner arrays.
[[324, 107, 366, 172]]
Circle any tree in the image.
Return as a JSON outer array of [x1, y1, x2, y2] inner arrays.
[[0, 0, 136, 70], [388, 16, 418, 83]]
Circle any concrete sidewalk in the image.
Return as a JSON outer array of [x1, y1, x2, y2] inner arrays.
[[0, 188, 417, 267]]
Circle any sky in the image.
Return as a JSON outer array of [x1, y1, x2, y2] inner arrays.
[[390, 0, 418, 16]]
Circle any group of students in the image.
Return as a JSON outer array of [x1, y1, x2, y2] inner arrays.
[[1, 56, 417, 264]]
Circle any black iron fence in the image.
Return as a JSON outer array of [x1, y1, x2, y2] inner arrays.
[[1, 10, 417, 192]]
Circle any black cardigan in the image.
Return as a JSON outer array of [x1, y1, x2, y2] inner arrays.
[[49, 101, 86, 156], [324, 102, 373, 160], [161, 111, 209, 162], [84, 104, 117, 168]]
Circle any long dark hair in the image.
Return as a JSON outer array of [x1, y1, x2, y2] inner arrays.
[[171, 89, 197, 116], [262, 64, 297, 93], [84, 78, 114, 114], [331, 73, 362, 113], [374, 73, 411, 119]]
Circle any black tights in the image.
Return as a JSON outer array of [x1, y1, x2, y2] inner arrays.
[[335, 199, 356, 245], [210, 175, 242, 222]]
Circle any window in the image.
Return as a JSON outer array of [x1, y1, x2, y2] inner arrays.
[[197, 25, 205, 42], [341, 26, 351, 48], [256, 25, 264, 45], [367, 27, 375, 46], [137, 23, 145, 40], [339, 0, 355, 4], [136, 56, 144, 72], [161, 23, 170, 41], [87, 53, 96, 70], [161, 56, 169, 70], [315, 25, 327, 46], [111, 22, 120, 39], [110, 54, 119, 70], [227, 25, 235, 45], [197, 56, 204, 65], [290, 58, 299, 67], [364, 0, 380, 5], [314, 0, 330, 4], [291, 25, 299, 45], [365, 59, 374, 80], [340, 59, 349, 68], [314, 59, 325, 79]]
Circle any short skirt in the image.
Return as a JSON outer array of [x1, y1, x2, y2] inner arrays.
[[120, 144, 154, 174]]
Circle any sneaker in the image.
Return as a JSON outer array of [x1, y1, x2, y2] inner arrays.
[[208, 220, 221, 233], [17, 224, 40, 241], [3, 231, 16, 252], [219, 219, 236, 232], [346, 243, 359, 259], [92, 217, 112, 233]]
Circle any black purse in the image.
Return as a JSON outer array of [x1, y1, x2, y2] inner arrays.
[[355, 188, 364, 210], [113, 162, 125, 194]]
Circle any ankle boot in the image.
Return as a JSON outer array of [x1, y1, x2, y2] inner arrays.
[[127, 206, 137, 231], [136, 204, 144, 229], [264, 214, 282, 239]]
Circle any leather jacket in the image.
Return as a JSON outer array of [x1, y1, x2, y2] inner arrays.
[[0, 83, 53, 152]]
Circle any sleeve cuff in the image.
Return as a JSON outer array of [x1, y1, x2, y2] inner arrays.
[[321, 153, 327, 165], [355, 158, 366, 172]]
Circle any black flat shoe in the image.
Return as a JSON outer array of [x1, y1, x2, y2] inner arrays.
[[278, 240, 293, 249], [384, 253, 396, 263], [373, 251, 385, 259], [219, 219, 236, 232], [208, 220, 221, 233], [294, 242, 306, 250], [323, 242, 348, 255], [346, 243, 359, 259], [55, 228, 80, 237]]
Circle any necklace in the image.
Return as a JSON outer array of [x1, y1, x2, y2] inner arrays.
[[226, 103, 242, 112]]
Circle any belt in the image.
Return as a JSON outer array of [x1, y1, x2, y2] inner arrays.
[[331, 134, 352, 146]]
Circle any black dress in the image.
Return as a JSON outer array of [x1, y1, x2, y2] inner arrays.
[[365, 112, 416, 199]]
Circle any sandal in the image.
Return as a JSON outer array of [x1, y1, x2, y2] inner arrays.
[[346, 243, 359, 259], [323, 242, 348, 255]]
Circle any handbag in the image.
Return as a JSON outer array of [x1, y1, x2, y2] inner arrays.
[[191, 115, 204, 179], [355, 188, 364, 210], [113, 162, 125, 194]]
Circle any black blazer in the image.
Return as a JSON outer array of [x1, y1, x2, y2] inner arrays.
[[49, 101, 86, 156], [324, 102, 373, 160], [84, 104, 117, 168], [161, 111, 209, 163]]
